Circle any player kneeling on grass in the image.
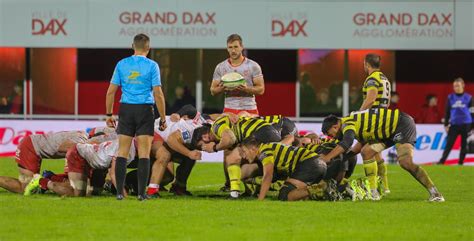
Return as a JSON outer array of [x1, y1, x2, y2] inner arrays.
[[0, 131, 89, 195], [239, 138, 326, 201], [320, 108, 445, 202], [25, 139, 136, 197]]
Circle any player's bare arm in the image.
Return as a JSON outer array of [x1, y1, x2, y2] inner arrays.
[[210, 79, 225, 96], [235, 76, 264, 95], [105, 83, 119, 128], [153, 86, 167, 130], [258, 163, 274, 200], [167, 131, 201, 160], [360, 87, 377, 110], [215, 129, 237, 151]]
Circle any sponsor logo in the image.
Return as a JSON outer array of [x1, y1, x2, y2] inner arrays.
[[415, 132, 449, 150], [0, 127, 45, 146], [31, 11, 68, 36], [271, 12, 308, 37]]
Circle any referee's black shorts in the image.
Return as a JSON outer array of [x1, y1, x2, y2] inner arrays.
[[117, 103, 155, 137]]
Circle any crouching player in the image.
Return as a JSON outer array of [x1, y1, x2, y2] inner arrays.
[[239, 138, 327, 201], [0, 131, 88, 195], [320, 108, 444, 202]]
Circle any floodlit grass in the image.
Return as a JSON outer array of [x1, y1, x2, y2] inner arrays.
[[0, 158, 473, 241]]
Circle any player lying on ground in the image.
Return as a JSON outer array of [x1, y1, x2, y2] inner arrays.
[[200, 115, 281, 198], [239, 138, 327, 201], [320, 108, 445, 202], [0, 131, 89, 194], [25, 138, 136, 197]]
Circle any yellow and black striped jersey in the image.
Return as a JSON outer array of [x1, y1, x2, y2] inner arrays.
[[362, 71, 391, 108], [304, 137, 339, 153], [258, 143, 318, 178], [342, 108, 400, 143], [211, 116, 270, 142], [258, 115, 283, 125]]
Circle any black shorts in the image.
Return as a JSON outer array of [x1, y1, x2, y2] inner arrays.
[[324, 156, 348, 180], [117, 103, 155, 137], [252, 125, 281, 143], [290, 157, 327, 185], [386, 112, 417, 147]]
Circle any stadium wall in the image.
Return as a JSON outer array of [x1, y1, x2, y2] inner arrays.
[[0, 120, 472, 165]]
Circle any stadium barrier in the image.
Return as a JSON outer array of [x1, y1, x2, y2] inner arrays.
[[0, 120, 472, 165]]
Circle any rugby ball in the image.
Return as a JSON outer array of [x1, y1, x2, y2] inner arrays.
[[221, 72, 246, 89]]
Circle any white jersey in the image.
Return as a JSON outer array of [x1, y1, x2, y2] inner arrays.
[[213, 57, 263, 110], [154, 114, 204, 144], [76, 139, 136, 170], [30, 131, 88, 159]]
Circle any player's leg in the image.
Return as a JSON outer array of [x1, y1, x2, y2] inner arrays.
[[47, 180, 75, 196], [438, 126, 458, 164], [374, 151, 390, 193], [396, 143, 444, 201], [361, 143, 382, 199], [282, 157, 327, 201], [226, 148, 243, 198], [220, 150, 231, 192], [458, 124, 469, 165], [0, 166, 33, 193], [7, 135, 42, 194], [148, 144, 171, 197], [171, 155, 196, 196]]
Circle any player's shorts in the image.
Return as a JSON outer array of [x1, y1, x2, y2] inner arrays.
[[387, 112, 417, 147], [290, 157, 327, 185], [153, 132, 164, 143], [223, 108, 259, 116], [15, 135, 42, 173], [66, 145, 90, 174], [252, 125, 281, 143], [117, 103, 155, 137]]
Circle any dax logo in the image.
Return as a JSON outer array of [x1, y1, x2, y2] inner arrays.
[[32, 18, 67, 36], [271, 19, 308, 37], [0, 127, 45, 146]]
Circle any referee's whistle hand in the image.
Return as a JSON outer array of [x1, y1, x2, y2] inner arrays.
[[159, 121, 167, 131], [106, 116, 116, 128]]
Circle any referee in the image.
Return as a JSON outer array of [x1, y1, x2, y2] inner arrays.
[[105, 33, 167, 201]]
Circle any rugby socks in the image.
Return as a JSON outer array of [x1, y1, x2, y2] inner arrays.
[[39, 178, 50, 191], [377, 159, 389, 191], [409, 166, 435, 191], [363, 159, 378, 190], [115, 157, 128, 196], [227, 165, 241, 192], [147, 183, 159, 195], [137, 158, 151, 197]]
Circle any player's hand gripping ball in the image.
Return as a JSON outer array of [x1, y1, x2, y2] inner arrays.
[[221, 72, 246, 90]]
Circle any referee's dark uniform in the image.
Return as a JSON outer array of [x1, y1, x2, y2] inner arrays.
[[438, 92, 473, 165], [111, 54, 161, 199]]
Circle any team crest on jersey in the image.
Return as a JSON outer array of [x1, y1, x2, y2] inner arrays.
[[182, 131, 191, 141]]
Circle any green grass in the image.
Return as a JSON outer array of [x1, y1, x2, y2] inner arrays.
[[0, 158, 473, 241]]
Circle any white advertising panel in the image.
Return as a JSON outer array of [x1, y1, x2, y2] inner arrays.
[[1, 120, 472, 165], [0, 0, 471, 49]]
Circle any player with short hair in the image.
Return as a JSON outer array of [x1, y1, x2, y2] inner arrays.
[[320, 108, 445, 202], [200, 115, 281, 198], [210, 33, 264, 116], [239, 138, 327, 201], [358, 53, 392, 197], [0, 131, 88, 195]]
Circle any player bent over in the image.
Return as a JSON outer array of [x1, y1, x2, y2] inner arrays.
[[0, 131, 88, 195], [239, 138, 326, 201], [320, 108, 444, 202]]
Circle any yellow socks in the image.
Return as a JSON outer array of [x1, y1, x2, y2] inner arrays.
[[227, 165, 241, 192], [363, 159, 378, 190], [377, 159, 389, 191]]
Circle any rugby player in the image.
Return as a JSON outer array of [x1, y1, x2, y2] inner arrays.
[[0, 131, 88, 194], [358, 53, 392, 197], [200, 115, 281, 198], [320, 109, 445, 202], [239, 138, 327, 201]]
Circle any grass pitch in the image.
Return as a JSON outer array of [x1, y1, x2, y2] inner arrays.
[[0, 158, 473, 241]]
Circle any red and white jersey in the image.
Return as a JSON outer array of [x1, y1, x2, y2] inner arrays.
[[154, 114, 205, 144], [213, 57, 263, 110], [76, 139, 136, 170], [30, 131, 88, 159]]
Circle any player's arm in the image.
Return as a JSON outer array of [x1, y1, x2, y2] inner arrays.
[[444, 98, 451, 132], [210, 79, 225, 96], [215, 129, 237, 151], [167, 131, 201, 160], [258, 162, 274, 200], [359, 79, 378, 110], [321, 129, 355, 163]]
